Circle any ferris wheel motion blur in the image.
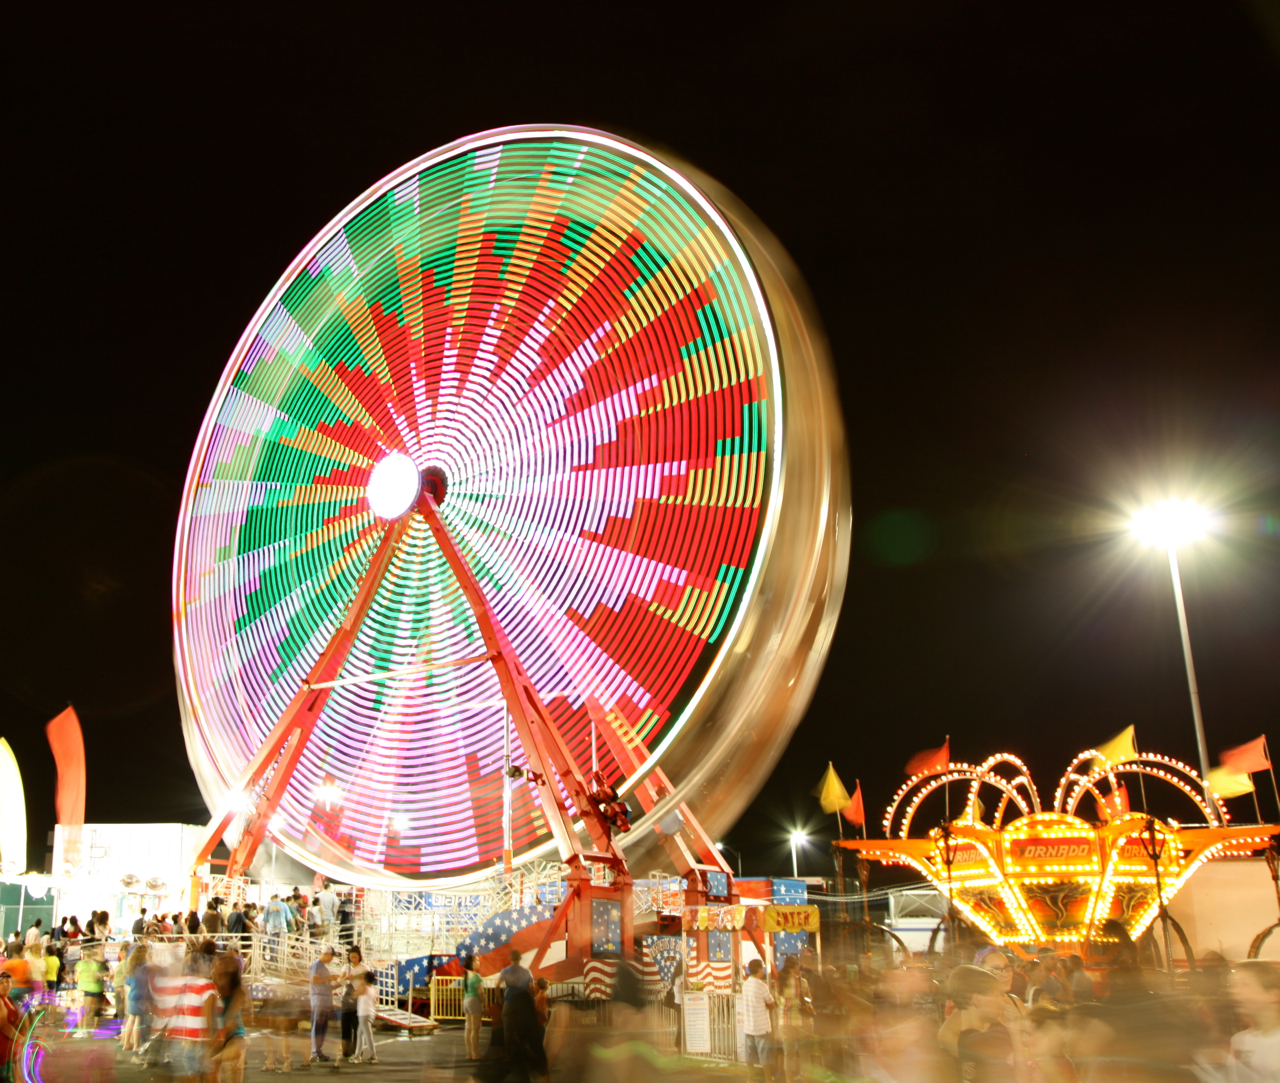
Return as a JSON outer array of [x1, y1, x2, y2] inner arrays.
[[174, 125, 849, 971]]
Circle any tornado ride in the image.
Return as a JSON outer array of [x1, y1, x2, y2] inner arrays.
[[174, 126, 848, 976]]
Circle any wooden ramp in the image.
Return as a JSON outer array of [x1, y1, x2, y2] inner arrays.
[[376, 1006, 438, 1033]]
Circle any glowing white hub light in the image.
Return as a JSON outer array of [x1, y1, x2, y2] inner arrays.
[[366, 452, 421, 519], [391, 815, 410, 833], [1129, 499, 1212, 548]]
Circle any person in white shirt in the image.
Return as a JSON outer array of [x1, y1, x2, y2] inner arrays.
[[315, 884, 338, 938], [351, 973, 379, 1064], [741, 958, 776, 1079], [23, 920, 43, 947], [1231, 961, 1280, 1080]]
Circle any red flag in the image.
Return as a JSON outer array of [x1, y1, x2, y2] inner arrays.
[[1221, 736, 1270, 776], [842, 782, 865, 826], [905, 738, 950, 778], [45, 706, 86, 825]]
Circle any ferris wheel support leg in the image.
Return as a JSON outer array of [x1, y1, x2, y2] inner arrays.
[[188, 517, 410, 884], [581, 698, 736, 977], [417, 493, 634, 973]]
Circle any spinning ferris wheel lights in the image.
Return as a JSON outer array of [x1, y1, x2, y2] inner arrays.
[[175, 127, 850, 960]]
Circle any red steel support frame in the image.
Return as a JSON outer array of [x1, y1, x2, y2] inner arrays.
[[190, 490, 637, 975]]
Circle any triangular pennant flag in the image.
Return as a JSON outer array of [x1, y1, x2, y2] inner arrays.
[[1221, 736, 1270, 776], [1090, 726, 1137, 771], [905, 739, 950, 778], [1207, 766, 1255, 799], [842, 782, 865, 827], [814, 763, 851, 814]]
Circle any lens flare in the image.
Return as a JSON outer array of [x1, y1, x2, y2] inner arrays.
[[1129, 499, 1212, 548]]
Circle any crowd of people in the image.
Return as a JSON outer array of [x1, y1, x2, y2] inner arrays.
[[0, 884, 367, 1082], [5, 901, 1280, 1082], [451, 944, 1280, 1083], [725, 946, 1280, 1082]]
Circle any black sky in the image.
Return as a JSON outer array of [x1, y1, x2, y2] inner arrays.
[[5, 3, 1279, 877]]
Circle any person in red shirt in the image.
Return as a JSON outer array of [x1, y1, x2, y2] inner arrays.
[[0, 971, 22, 1083]]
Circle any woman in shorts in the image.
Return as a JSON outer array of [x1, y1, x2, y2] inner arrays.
[[462, 955, 483, 1060]]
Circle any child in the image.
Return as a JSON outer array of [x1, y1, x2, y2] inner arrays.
[[351, 972, 378, 1064]]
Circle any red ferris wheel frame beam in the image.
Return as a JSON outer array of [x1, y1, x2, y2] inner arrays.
[[190, 492, 637, 971], [191, 516, 412, 884]]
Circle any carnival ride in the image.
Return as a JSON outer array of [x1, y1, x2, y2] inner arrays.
[[837, 748, 1280, 960], [173, 125, 849, 976]]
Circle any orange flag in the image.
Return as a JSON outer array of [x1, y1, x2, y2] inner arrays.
[[1221, 736, 1270, 776], [45, 706, 86, 826], [843, 781, 865, 827], [905, 738, 950, 778]]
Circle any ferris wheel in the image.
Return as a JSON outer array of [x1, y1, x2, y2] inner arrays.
[[174, 126, 849, 891]]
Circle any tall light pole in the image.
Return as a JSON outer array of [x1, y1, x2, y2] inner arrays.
[[1130, 499, 1214, 806], [790, 830, 807, 879], [715, 841, 743, 878]]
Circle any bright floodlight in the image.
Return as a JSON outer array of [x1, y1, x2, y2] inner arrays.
[[367, 452, 421, 518], [715, 841, 725, 850], [790, 830, 807, 844], [1130, 499, 1211, 549]]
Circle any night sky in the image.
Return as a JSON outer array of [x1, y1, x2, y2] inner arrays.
[[6, 4, 1278, 878]]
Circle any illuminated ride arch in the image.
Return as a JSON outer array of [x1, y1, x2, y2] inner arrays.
[[173, 126, 849, 969], [845, 746, 1278, 953]]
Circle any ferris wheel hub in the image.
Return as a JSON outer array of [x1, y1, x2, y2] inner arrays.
[[421, 465, 448, 506], [366, 452, 421, 519]]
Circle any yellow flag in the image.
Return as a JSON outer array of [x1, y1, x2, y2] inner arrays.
[[1206, 766, 1255, 799], [814, 762, 851, 814], [1090, 726, 1137, 770]]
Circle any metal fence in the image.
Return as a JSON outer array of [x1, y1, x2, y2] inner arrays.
[[425, 976, 737, 1062]]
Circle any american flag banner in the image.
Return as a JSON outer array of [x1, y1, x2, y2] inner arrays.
[[643, 935, 684, 985]]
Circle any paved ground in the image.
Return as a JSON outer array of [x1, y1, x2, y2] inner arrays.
[[35, 1023, 471, 1082]]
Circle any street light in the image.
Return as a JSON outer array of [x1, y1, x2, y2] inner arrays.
[[715, 841, 743, 878], [789, 830, 807, 879], [1129, 498, 1214, 804]]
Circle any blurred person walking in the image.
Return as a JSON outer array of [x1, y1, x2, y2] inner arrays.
[[0, 971, 21, 1083], [462, 955, 484, 1061], [315, 883, 338, 942], [153, 950, 219, 1083], [75, 946, 107, 1032], [211, 954, 250, 1083], [118, 942, 151, 1059], [1, 950, 32, 1008], [264, 895, 288, 960], [308, 945, 340, 1063], [777, 954, 813, 1083], [939, 964, 1015, 1080], [338, 946, 370, 1059], [741, 958, 775, 1082], [350, 973, 378, 1065], [498, 948, 534, 1059], [1230, 961, 1280, 1078], [225, 902, 246, 950]]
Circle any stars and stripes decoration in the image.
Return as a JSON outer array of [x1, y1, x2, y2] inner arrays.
[[591, 899, 622, 957], [456, 901, 557, 965], [772, 877, 809, 957]]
